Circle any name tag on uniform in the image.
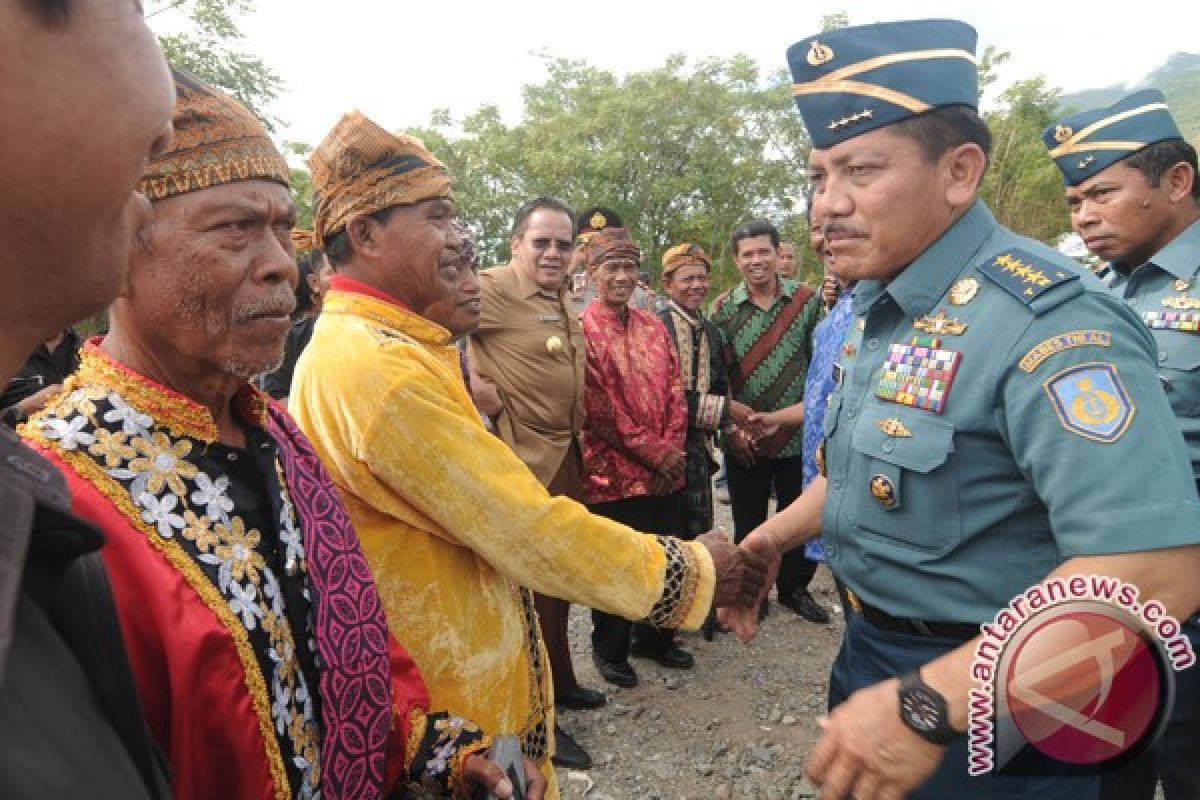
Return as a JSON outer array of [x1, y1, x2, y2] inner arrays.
[[538, 313, 562, 322], [832, 363, 844, 386]]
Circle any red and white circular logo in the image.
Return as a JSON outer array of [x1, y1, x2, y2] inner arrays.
[[1002, 606, 1166, 765]]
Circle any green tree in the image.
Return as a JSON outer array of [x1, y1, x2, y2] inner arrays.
[[151, 0, 281, 128], [981, 77, 1071, 243], [409, 54, 812, 292]]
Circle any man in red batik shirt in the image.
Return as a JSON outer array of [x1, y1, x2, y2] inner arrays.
[[579, 228, 693, 687]]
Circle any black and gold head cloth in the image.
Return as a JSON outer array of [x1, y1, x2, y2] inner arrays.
[[141, 65, 291, 202], [308, 111, 452, 246], [1043, 89, 1185, 187], [786, 18, 979, 149]]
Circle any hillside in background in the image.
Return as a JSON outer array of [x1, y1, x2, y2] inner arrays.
[[1058, 52, 1200, 144]]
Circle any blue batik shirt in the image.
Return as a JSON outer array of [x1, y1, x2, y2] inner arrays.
[[801, 289, 856, 561]]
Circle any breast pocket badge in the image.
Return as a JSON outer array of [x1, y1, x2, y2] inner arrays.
[[1044, 362, 1135, 443]]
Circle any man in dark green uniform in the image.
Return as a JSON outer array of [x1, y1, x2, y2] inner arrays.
[[733, 18, 1200, 800], [1045, 90, 1200, 800]]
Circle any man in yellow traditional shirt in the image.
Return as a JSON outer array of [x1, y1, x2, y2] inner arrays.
[[290, 111, 767, 796]]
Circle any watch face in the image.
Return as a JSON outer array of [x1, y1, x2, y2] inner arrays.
[[901, 689, 941, 732]]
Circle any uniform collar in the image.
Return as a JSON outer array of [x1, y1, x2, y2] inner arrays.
[[1146, 218, 1200, 280], [854, 200, 995, 318]]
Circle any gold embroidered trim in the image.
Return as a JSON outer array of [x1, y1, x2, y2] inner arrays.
[[405, 707, 430, 776], [72, 345, 218, 441], [1019, 330, 1112, 373], [647, 536, 701, 630], [28, 433, 292, 800]]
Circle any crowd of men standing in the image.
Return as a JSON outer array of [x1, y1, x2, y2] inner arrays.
[[1, 4, 1199, 800]]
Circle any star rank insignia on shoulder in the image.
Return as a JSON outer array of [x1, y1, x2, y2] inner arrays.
[[978, 249, 1078, 308]]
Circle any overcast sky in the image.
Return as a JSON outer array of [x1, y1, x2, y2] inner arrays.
[[152, 0, 1197, 146]]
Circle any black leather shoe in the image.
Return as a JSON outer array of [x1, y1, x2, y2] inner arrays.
[[781, 590, 832, 624], [556, 686, 607, 710], [593, 656, 638, 688], [551, 725, 592, 770], [630, 643, 695, 669]]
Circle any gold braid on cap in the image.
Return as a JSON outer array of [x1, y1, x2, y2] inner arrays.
[[140, 65, 290, 203], [308, 111, 452, 246]]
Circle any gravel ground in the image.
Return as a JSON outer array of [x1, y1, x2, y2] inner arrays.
[[553, 500, 845, 800]]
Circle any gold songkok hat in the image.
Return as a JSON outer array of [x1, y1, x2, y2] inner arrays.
[[309, 111, 452, 246], [661, 243, 711, 280], [140, 65, 290, 202]]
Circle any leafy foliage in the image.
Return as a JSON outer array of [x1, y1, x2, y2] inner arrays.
[[407, 55, 813, 291], [151, 0, 282, 130]]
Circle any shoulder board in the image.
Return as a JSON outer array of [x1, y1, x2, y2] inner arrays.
[[977, 248, 1080, 312]]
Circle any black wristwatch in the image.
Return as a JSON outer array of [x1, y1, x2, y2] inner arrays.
[[897, 669, 959, 745]]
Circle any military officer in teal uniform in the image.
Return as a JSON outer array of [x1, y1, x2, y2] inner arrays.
[[720, 18, 1200, 800], [1045, 91, 1200, 800]]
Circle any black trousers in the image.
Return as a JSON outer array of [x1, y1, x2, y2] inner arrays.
[[587, 492, 686, 663], [726, 453, 817, 598]]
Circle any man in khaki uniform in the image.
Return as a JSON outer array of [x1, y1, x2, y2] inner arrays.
[[467, 196, 602, 769]]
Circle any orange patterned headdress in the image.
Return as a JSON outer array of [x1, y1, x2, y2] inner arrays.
[[140, 65, 290, 202], [661, 243, 711, 280], [308, 111, 452, 246]]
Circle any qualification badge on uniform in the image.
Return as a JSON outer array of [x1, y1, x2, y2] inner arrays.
[[1044, 362, 1135, 443], [870, 474, 897, 509]]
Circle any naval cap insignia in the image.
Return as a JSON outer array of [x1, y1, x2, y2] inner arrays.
[[1054, 124, 1073, 143], [807, 40, 834, 67], [589, 212, 607, 230]]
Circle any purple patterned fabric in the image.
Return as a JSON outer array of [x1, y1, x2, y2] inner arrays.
[[267, 403, 392, 800]]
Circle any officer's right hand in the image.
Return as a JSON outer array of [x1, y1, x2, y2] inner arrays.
[[717, 529, 781, 643], [696, 531, 769, 610]]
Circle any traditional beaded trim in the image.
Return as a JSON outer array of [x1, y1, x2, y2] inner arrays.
[[645, 536, 702, 630], [403, 707, 488, 797]]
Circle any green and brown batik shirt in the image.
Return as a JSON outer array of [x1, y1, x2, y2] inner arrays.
[[711, 277, 821, 459]]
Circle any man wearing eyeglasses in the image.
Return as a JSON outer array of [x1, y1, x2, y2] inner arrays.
[[466, 196, 602, 770]]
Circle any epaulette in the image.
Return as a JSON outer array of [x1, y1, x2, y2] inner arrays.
[[977, 248, 1080, 315]]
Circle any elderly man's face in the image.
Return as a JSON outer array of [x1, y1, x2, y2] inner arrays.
[[664, 263, 710, 312], [372, 197, 477, 333], [124, 180, 298, 380], [590, 258, 640, 309], [0, 0, 174, 331], [808, 125, 956, 283]]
